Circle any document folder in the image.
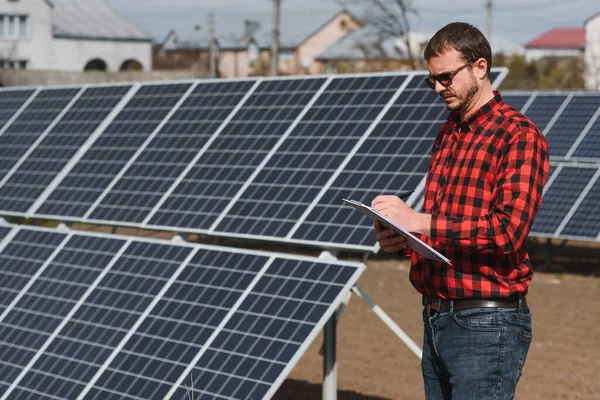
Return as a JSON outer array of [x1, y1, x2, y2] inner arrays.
[[343, 198, 452, 265]]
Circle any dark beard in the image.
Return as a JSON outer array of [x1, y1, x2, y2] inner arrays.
[[447, 75, 479, 112]]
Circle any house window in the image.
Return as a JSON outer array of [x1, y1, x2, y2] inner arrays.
[[280, 50, 294, 61], [0, 14, 29, 39], [248, 41, 259, 65], [18, 16, 27, 37], [7, 16, 15, 37], [1, 59, 28, 70], [301, 56, 311, 69]]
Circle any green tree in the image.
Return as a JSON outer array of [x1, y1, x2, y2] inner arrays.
[[496, 54, 584, 90]]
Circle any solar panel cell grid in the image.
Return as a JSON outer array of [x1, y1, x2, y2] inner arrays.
[[215, 75, 406, 239], [0, 85, 132, 213], [0, 227, 365, 399], [531, 166, 597, 235], [85, 250, 268, 400], [0, 88, 80, 179], [87, 80, 257, 224], [35, 83, 193, 218], [501, 95, 531, 112], [544, 96, 600, 157], [5, 235, 126, 400], [0, 230, 69, 394], [292, 74, 444, 247], [571, 115, 600, 159], [7, 241, 192, 400], [148, 78, 327, 231], [560, 172, 600, 238], [186, 258, 359, 400], [0, 89, 35, 131], [524, 95, 567, 132]]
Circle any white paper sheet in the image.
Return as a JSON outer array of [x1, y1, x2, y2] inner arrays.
[[343, 198, 452, 265]]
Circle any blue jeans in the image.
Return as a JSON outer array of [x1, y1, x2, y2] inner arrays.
[[421, 305, 532, 400]]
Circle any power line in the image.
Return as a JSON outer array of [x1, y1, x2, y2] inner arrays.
[[417, 0, 592, 16], [496, 0, 592, 12]]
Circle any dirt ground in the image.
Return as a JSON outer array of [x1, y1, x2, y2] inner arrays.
[[273, 258, 600, 400]]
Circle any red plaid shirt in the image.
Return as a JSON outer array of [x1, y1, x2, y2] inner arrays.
[[410, 92, 550, 300]]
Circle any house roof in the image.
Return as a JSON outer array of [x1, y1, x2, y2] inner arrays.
[[524, 28, 585, 49], [49, 0, 151, 42], [162, 9, 361, 51], [316, 24, 411, 61]]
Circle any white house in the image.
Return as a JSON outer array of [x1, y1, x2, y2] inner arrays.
[[0, 0, 152, 72], [523, 27, 585, 63], [585, 12, 600, 90]]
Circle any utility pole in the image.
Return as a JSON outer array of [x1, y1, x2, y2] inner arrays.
[[485, 0, 493, 45], [209, 13, 217, 78], [271, 0, 280, 76]]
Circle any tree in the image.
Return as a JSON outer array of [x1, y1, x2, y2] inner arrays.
[[495, 54, 585, 90], [338, 0, 419, 69]]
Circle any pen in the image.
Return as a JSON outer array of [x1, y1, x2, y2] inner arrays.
[[398, 190, 414, 200]]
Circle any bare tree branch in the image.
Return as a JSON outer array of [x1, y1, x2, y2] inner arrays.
[[344, 0, 418, 68]]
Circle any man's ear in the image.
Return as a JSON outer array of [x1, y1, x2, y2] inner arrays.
[[472, 58, 488, 79]]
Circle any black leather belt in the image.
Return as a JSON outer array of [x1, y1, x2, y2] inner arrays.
[[423, 295, 528, 312]]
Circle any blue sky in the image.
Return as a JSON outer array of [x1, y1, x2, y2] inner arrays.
[[109, 0, 599, 48]]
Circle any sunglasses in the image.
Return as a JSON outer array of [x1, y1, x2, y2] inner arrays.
[[424, 62, 473, 89]]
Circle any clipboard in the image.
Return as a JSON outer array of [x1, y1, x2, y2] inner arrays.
[[343, 198, 452, 266]]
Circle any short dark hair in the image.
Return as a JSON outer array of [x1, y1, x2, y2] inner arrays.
[[423, 22, 492, 77]]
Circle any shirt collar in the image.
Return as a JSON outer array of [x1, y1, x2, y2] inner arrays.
[[448, 91, 504, 133]]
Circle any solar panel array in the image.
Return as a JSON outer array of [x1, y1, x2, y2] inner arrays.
[[0, 68, 598, 400], [0, 224, 364, 399], [1, 75, 600, 247], [0, 70, 508, 252], [503, 91, 600, 241]]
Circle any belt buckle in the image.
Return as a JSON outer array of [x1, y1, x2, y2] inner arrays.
[[428, 297, 442, 312]]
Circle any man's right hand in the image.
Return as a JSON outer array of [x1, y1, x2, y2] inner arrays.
[[374, 220, 409, 253]]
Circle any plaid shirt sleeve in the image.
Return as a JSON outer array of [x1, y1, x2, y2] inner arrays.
[[430, 122, 548, 255]]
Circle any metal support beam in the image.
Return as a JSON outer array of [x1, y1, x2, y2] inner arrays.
[[323, 314, 337, 400], [353, 285, 422, 359]]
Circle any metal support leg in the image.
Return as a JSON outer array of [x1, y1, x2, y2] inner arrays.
[[353, 285, 422, 359], [322, 314, 337, 400]]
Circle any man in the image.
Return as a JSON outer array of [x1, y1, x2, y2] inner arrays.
[[372, 22, 549, 400]]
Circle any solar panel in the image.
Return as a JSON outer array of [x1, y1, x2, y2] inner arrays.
[[531, 165, 597, 235], [0, 85, 133, 214], [213, 74, 408, 240], [81, 248, 267, 399], [0, 225, 364, 399], [177, 257, 360, 399], [500, 94, 532, 112], [0, 88, 81, 181], [87, 80, 258, 224], [522, 94, 568, 133], [570, 107, 600, 160], [0, 88, 37, 132], [146, 77, 328, 230], [33, 83, 194, 219], [290, 73, 441, 247], [0, 70, 549, 251], [0, 229, 71, 393], [544, 95, 600, 157], [289, 70, 504, 249], [557, 167, 600, 239]]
